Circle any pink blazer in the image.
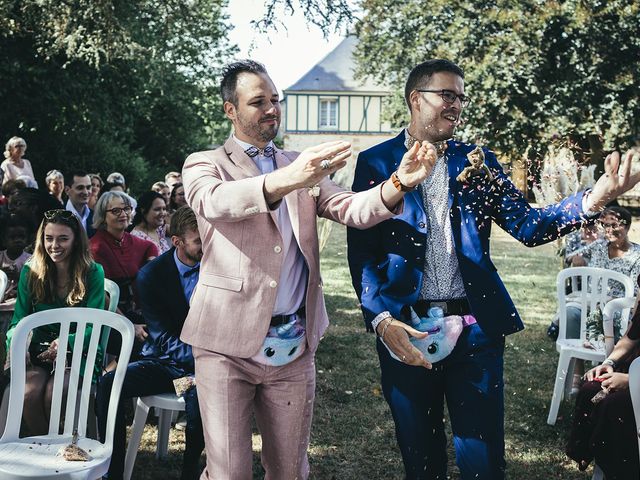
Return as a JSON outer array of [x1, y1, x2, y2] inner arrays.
[[180, 137, 399, 357]]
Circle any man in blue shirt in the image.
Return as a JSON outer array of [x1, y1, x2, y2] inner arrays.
[[97, 206, 204, 480]]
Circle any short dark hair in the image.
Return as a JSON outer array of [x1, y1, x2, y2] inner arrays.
[[601, 206, 632, 227], [404, 59, 465, 111], [66, 170, 89, 187], [170, 206, 199, 238], [220, 60, 268, 106]]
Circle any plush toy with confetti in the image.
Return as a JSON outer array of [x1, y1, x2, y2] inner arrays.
[[457, 145, 494, 183]]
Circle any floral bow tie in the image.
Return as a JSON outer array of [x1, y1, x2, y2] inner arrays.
[[245, 145, 275, 158]]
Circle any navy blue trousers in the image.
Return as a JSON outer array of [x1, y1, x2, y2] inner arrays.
[[96, 360, 205, 480], [377, 323, 506, 480]]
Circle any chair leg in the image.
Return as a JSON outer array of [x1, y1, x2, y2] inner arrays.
[[156, 408, 172, 459], [548, 352, 573, 425], [563, 357, 577, 398], [0, 385, 10, 437], [123, 398, 151, 480]]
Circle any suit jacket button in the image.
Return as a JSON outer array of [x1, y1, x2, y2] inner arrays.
[[274, 246, 282, 253], [269, 280, 278, 288], [418, 221, 426, 229]]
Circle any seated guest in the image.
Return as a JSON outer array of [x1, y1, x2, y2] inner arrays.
[[165, 171, 181, 189], [9, 188, 61, 250], [562, 206, 640, 338], [45, 169, 65, 207], [88, 173, 103, 210], [1, 137, 35, 186], [566, 292, 640, 479], [97, 206, 205, 480], [64, 170, 95, 237], [4, 210, 105, 435], [130, 191, 170, 254], [0, 179, 26, 225], [168, 182, 186, 214], [90, 191, 158, 355], [151, 181, 171, 207], [0, 216, 31, 300]]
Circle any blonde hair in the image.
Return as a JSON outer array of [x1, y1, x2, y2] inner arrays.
[[28, 212, 94, 306], [4, 136, 26, 159], [151, 181, 169, 192]]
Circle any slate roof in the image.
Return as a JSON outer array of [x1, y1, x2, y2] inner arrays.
[[285, 35, 389, 93]]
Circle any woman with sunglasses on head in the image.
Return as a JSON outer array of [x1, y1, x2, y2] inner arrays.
[[89, 192, 158, 358], [2, 136, 35, 187], [4, 209, 105, 436]]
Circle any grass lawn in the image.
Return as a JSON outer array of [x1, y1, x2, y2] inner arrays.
[[132, 223, 593, 479]]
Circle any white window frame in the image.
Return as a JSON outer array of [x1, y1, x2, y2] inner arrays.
[[319, 98, 339, 129]]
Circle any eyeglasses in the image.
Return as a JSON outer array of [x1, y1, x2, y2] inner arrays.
[[596, 220, 626, 230], [14, 144, 26, 148], [105, 206, 133, 216], [416, 89, 470, 107], [44, 209, 76, 220]]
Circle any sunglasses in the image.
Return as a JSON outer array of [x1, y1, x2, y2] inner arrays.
[[44, 209, 76, 221]]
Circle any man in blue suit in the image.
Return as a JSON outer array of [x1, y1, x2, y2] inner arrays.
[[97, 206, 205, 480], [347, 59, 640, 479]]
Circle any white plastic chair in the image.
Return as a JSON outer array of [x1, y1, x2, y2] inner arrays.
[[547, 267, 634, 425], [0, 269, 8, 303], [0, 307, 134, 479], [602, 296, 637, 356], [123, 392, 186, 480]]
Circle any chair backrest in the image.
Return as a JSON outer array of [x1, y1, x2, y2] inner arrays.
[[556, 267, 635, 342], [104, 278, 120, 313], [628, 357, 640, 460], [99, 279, 121, 367], [0, 308, 134, 449], [0, 269, 7, 303], [602, 296, 637, 355]]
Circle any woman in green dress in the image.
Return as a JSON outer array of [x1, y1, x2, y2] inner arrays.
[[5, 209, 105, 435]]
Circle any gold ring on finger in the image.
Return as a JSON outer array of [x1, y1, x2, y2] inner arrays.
[[401, 355, 406, 362]]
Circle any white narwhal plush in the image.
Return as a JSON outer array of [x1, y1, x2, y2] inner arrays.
[[408, 307, 463, 363]]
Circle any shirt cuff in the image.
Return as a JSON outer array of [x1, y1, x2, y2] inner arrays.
[[371, 311, 392, 334], [582, 190, 603, 217]]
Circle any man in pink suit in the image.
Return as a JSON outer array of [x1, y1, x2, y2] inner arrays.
[[181, 60, 437, 479]]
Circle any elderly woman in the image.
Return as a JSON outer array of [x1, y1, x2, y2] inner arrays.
[[130, 191, 169, 254], [45, 169, 64, 207], [2, 137, 35, 186], [89, 191, 158, 355]]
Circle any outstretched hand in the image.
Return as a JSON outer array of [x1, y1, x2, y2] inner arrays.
[[376, 319, 432, 369], [288, 140, 351, 188], [586, 148, 640, 212], [396, 141, 438, 188]]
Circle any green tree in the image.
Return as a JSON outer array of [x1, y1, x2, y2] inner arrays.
[[0, 0, 235, 192], [354, 0, 640, 166]]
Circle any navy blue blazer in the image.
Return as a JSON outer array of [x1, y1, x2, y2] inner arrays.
[[137, 248, 194, 373], [347, 132, 588, 339], [86, 209, 96, 239]]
